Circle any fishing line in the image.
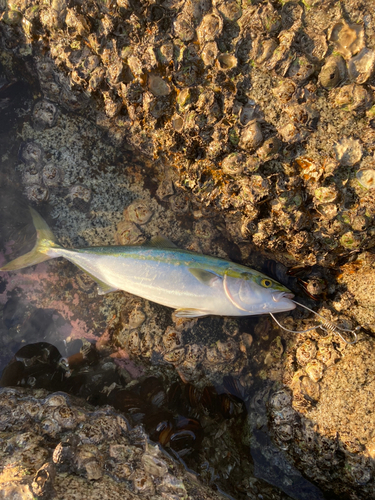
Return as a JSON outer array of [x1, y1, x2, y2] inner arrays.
[[270, 299, 360, 344]]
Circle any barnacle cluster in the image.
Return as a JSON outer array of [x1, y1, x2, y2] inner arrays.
[[268, 330, 375, 499], [113, 302, 249, 386], [1, 0, 375, 265], [0, 342, 278, 500], [0, 386, 229, 499]]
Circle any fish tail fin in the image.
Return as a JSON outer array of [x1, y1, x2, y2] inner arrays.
[[0, 207, 61, 271]]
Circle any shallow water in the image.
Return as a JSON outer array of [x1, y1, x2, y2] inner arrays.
[[0, 64, 329, 500]]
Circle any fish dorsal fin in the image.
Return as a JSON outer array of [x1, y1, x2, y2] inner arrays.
[[148, 235, 178, 248], [189, 268, 222, 286]]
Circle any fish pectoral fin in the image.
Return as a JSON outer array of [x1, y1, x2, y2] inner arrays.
[[174, 308, 209, 318], [188, 268, 222, 286], [148, 235, 178, 248]]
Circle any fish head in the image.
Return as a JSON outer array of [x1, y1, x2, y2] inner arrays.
[[223, 270, 296, 315]]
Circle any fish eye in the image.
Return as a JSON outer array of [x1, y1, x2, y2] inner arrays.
[[261, 278, 273, 288]]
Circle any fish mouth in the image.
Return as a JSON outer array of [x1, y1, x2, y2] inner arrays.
[[272, 291, 295, 303]]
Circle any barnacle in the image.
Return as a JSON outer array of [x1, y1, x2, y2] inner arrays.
[[305, 359, 324, 383], [25, 184, 49, 203], [20, 141, 44, 165], [296, 339, 317, 366], [334, 137, 363, 167], [356, 168, 375, 189], [124, 200, 153, 225], [32, 100, 58, 130], [42, 162, 63, 187]]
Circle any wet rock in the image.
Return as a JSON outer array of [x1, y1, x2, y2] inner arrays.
[[0, 387, 224, 500], [269, 334, 375, 500]]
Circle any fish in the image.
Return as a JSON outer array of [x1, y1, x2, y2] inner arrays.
[[0, 208, 296, 318]]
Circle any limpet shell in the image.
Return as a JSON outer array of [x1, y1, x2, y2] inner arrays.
[[201, 41, 219, 67], [253, 37, 278, 65], [127, 330, 141, 355], [197, 13, 223, 44], [171, 114, 184, 132], [301, 376, 320, 401], [241, 174, 269, 203], [333, 84, 373, 113], [177, 88, 191, 110], [272, 405, 297, 426], [217, 0, 242, 22], [239, 121, 263, 151], [148, 74, 171, 97], [128, 307, 146, 329], [334, 137, 362, 167], [305, 359, 324, 383], [348, 48, 375, 84], [329, 20, 364, 59], [169, 192, 190, 214], [125, 201, 153, 225], [269, 390, 292, 410], [278, 122, 301, 143], [319, 55, 347, 89], [356, 169, 375, 189], [158, 42, 174, 65], [274, 423, 294, 443], [173, 13, 195, 42], [44, 394, 68, 407], [239, 103, 259, 126], [314, 186, 338, 204]]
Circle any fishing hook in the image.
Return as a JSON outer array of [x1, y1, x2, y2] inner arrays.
[[270, 299, 359, 344]]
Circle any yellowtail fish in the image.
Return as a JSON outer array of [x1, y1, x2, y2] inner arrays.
[[0, 208, 296, 318]]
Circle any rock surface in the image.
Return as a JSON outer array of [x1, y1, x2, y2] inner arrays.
[[0, 387, 228, 500], [1, 0, 375, 268]]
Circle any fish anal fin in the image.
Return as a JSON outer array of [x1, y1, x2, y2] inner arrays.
[[175, 308, 209, 318], [189, 268, 221, 286], [148, 235, 178, 248]]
